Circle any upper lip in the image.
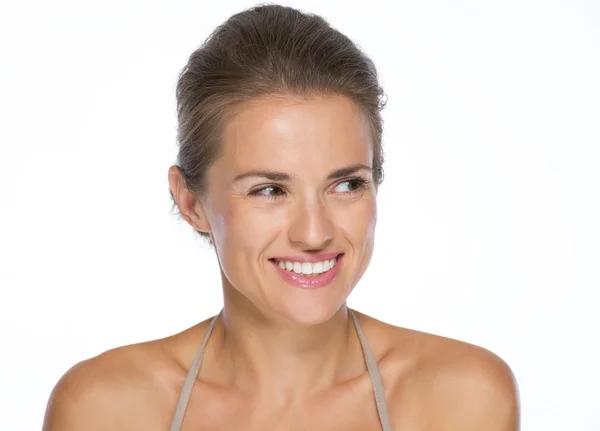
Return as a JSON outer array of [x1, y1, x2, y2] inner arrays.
[[270, 252, 343, 263]]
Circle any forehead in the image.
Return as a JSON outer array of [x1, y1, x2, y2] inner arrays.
[[219, 94, 373, 176]]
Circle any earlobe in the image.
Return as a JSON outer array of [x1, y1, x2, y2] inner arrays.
[[191, 201, 212, 234], [168, 166, 212, 233]]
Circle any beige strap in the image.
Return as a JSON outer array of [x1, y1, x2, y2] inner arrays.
[[169, 310, 392, 431], [168, 313, 220, 431], [350, 309, 393, 431]]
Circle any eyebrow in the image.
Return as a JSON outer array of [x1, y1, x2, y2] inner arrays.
[[327, 164, 372, 180], [232, 164, 372, 183]]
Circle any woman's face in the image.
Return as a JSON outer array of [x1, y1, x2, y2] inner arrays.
[[200, 94, 377, 325]]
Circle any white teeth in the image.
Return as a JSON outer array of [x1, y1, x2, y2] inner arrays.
[[293, 262, 302, 274], [301, 262, 312, 275], [276, 256, 339, 276], [313, 261, 323, 273]]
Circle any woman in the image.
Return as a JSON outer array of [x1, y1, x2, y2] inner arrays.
[[43, 4, 519, 430]]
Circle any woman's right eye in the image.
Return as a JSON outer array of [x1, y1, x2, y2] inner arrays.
[[250, 185, 286, 198]]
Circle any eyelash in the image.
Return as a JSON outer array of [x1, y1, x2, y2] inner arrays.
[[249, 177, 371, 200]]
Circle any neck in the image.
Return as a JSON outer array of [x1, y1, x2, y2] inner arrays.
[[210, 283, 360, 406]]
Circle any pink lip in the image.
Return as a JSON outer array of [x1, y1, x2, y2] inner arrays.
[[270, 254, 344, 290], [270, 252, 342, 263]]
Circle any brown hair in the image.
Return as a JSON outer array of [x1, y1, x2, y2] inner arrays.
[[173, 4, 387, 239]]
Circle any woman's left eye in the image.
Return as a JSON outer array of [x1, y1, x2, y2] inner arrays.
[[333, 178, 367, 193]]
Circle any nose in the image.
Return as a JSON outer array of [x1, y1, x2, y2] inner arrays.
[[287, 197, 334, 250]]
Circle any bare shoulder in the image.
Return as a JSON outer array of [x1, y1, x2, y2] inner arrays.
[[358, 314, 520, 430], [411, 335, 519, 430], [42, 337, 189, 431]]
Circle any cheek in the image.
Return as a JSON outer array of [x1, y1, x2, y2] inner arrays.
[[207, 200, 254, 287], [336, 196, 377, 242], [210, 200, 288, 294], [350, 197, 377, 276], [209, 198, 283, 258], [334, 197, 376, 282]]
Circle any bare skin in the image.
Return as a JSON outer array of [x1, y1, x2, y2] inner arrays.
[[43, 94, 519, 430]]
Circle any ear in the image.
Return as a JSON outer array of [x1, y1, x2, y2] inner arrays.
[[168, 165, 211, 233]]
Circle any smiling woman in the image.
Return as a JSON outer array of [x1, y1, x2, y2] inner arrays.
[[42, 4, 519, 431], [176, 94, 379, 326]]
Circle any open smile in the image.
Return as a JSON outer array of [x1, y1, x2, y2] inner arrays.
[[269, 253, 344, 289]]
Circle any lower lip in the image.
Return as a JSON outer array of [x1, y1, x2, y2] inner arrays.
[[271, 255, 344, 289]]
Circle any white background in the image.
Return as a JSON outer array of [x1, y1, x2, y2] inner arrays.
[[0, 0, 598, 429]]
